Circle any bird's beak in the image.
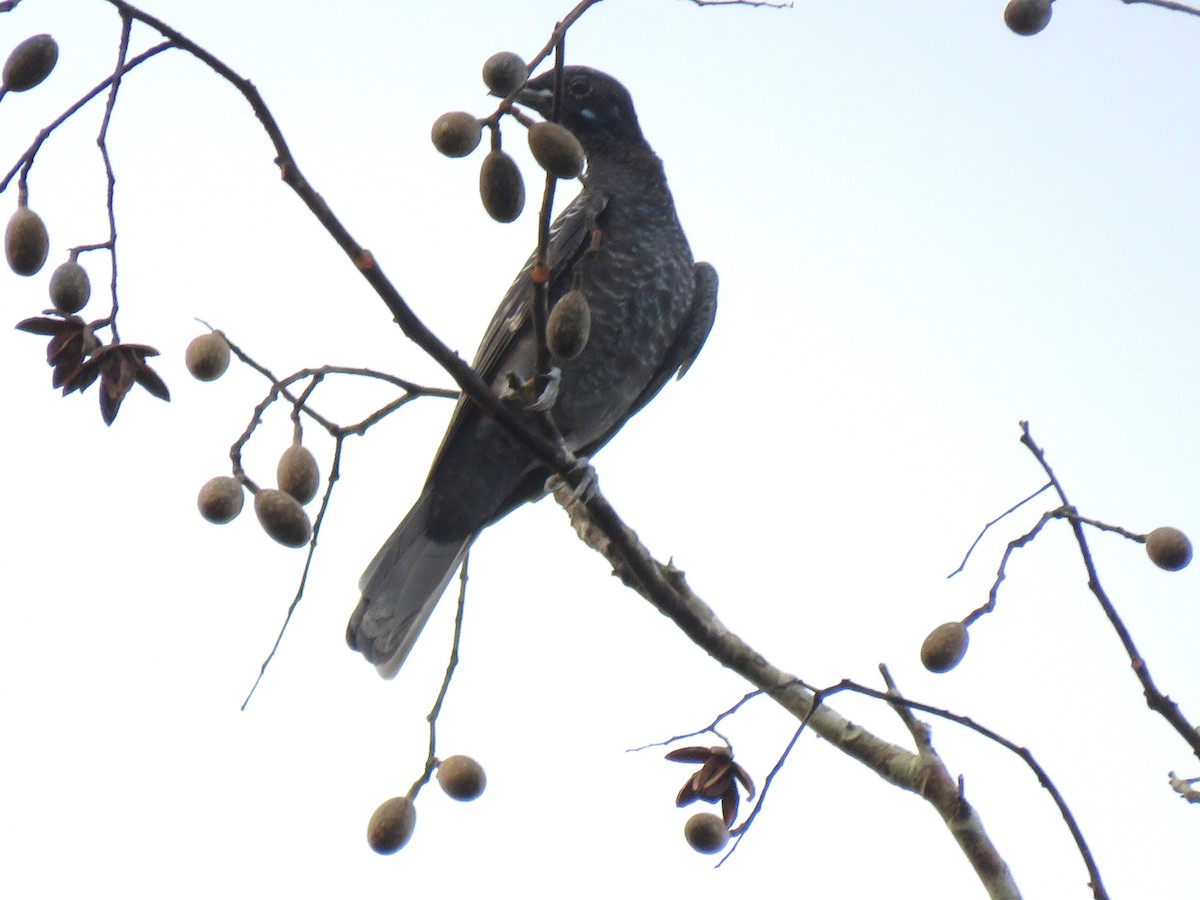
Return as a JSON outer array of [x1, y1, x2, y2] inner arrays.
[[514, 82, 555, 119]]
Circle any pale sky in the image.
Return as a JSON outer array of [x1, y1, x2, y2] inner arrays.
[[3, 1, 1198, 897]]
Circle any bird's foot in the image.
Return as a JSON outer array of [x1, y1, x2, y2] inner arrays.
[[500, 366, 561, 412], [528, 367, 561, 412], [546, 456, 597, 510], [548, 458, 610, 552]]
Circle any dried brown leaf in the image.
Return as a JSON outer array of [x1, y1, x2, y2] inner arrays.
[[62, 356, 101, 394], [693, 757, 734, 797], [16, 315, 66, 335], [135, 362, 170, 401], [732, 762, 756, 800], [665, 746, 724, 764], [676, 779, 700, 808], [721, 787, 738, 828]]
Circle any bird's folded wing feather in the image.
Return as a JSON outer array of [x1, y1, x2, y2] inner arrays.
[[470, 189, 609, 383], [577, 260, 718, 457]]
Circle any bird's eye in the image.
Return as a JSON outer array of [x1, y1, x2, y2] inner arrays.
[[568, 80, 590, 99]]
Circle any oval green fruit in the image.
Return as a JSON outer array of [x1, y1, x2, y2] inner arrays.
[[185, 332, 231, 382], [1146, 526, 1192, 572], [547, 290, 591, 360], [367, 797, 416, 855], [684, 812, 729, 855], [479, 150, 525, 223], [431, 111, 482, 158], [197, 476, 244, 524], [527, 121, 584, 179], [277, 443, 320, 505], [436, 755, 487, 802], [254, 489, 312, 548], [920, 621, 969, 673], [49, 261, 91, 314], [5, 206, 49, 276], [3, 34, 58, 92], [482, 51, 527, 97], [1004, 0, 1052, 36]]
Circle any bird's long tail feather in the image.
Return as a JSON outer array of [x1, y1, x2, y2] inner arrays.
[[348, 490, 471, 678]]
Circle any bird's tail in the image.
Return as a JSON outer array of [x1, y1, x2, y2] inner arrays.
[[347, 490, 471, 678]]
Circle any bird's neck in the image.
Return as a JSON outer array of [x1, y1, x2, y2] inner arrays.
[[583, 140, 670, 193]]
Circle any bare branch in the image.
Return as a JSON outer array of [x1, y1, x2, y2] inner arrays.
[[218, 329, 456, 436], [964, 508, 1057, 626], [1168, 771, 1200, 803], [241, 434, 346, 709], [94, 14, 132, 342], [628, 689, 764, 753], [948, 482, 1054, 578], [551, 481, 1021, 894], [410, 554, 471, 801], [688, 0, 794, 7], [1019, 422, 1200, 761], [1, 41, 172, 194], [1057, 511, 1147, 543], [810, 676, 1107, 900], [1123, 0, 1200, 17]]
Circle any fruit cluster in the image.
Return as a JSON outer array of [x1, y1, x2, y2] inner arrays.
[[921, 525, 1192, 674], [4, 35, 61, 280], [430, 52, 593, 363], [367, 755, 487, 855], [8, 34, 175, 425], [188, 331, 321, 548], [431, 51, 585, 225]]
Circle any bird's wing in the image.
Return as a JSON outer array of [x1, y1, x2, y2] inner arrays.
[[579, 260, 718, 457], [471, 189, 609, 383], [674, 261, 718, 381], [576, 260, 715, 458]]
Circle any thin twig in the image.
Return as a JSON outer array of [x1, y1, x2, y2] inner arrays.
[[1018, 422, 1200, 760], [964, 508, 1057, 626], [1057, 511, 1147, 543], [948, 482, 1054, 578], [794, 676, 1108, 899], [525, 0, 606, 73], [627, 689, 764, 753], [226, 364, 453, 491], [219, 329, 457, 437], [1123, 0, 1200, 16], [1, 42, 172, 192], [688, 0, 794, 7], [94, 14, 132, 342], [410, 552, 471, 800], [241, 434, 345, 709], [717, 681, 852, 866]]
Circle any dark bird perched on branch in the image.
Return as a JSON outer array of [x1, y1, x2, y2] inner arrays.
[[348, 66, 718, 677]]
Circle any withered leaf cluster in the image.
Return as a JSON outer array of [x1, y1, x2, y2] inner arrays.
[[666, 745, 756, 829], [16, 314, 169, 424]]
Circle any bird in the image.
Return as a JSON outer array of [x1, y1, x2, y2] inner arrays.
[[347, 66, 718, 677]]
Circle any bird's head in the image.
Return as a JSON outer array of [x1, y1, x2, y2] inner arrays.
[[516, 66, 645, 153]]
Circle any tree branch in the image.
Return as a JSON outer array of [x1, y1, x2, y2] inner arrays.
[[1018, 422, 1200, 760], [551, 482, 1023, 898], [1123, 0, 1200, 17]]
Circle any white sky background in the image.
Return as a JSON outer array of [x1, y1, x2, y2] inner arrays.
[[2, 0, 1198, 896]]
